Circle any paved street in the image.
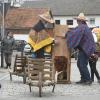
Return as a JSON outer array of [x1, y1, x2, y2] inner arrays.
[[0, 54, 100, 100], [0, 0, 100, 99]]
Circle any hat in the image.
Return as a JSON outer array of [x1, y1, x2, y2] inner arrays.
[[74, 13, 87, 21], [39, 11, 54, 23]]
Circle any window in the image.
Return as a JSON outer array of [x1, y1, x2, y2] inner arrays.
[[67, 20, 73, 25], [90, 18, 95, 25], [55, 20, 60, 24]]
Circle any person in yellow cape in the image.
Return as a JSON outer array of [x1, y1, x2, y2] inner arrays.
[[92, 27, 100, 42], [92, 27, 100, 52], [27, 11, 55, 58]]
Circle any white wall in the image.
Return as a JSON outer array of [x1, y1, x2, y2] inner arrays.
[[54, 15, 100, 28], [87, 15, 100, 28], [13, 15, 100, 41], [14, 34, 28, 42]]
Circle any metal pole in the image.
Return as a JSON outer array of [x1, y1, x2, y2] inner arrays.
[[1, 1, 4, 68], [2, 1, 5, 39]]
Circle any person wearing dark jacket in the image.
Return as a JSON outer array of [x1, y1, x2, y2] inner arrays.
[[66, 13, 96, 85], [89, 54, 100, 83], [2, 31, 15, 69], [89, 31, 100, 83]]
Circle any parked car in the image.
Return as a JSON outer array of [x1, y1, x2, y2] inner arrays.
[[23, 43, 32, 55], [14, 40, 27, 52]]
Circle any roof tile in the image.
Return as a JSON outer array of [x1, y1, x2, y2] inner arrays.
[[3, 8, 48, 28]]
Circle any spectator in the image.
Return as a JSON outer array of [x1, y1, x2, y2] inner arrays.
[[89, 31, 100, 83], [2, 31, 15, 69]]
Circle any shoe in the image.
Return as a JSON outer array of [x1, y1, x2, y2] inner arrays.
[[91, 79, 94, 82], [5, 66, 8, 69], [8, 66, 11, 69], [76, 80, 85, 84], [82, 80, 92, 85], [98, 79, 100, 83]]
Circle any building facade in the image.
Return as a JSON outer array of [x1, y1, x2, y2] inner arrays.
[[0, 7, 48, 41], [54, 15, 100, 28], [22, 0, 100, 28]]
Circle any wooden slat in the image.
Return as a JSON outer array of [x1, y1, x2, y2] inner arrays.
[[29, 70, 39, 75], [27, 58, 55, 89], [43, 71, 52, 75], [13, 54, 27, 74], [30, 75, 39, 80], [28, 65, 42, 70], [43, 77, 52, 81]]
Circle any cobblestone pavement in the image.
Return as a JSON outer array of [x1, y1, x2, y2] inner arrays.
[[0, 58, 100, 100]]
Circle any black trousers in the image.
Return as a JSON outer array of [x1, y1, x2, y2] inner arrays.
[[89, 60, 100, 81]]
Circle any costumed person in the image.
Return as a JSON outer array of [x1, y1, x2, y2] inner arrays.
[[66, 13, 96, 85], [27, 11, 54, 58], [2, 31, 15, 69], [89, 29, 100, 83]]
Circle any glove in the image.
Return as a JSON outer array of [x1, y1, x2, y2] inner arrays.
[[89, 54, 98, 62]]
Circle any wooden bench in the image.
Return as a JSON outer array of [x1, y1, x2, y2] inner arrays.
[[27, 58, 56, 97], [9, 54, 27, 84]]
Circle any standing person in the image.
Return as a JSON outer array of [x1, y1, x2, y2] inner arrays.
[[89, 54, 100, 83], [2, 31, 15, 69], [66, 13, 96, 85], [89, 31, 100, 83]]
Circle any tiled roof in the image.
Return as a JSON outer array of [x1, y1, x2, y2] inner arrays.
[[2, 7, 48, 28], [21, 0, 100, 16]]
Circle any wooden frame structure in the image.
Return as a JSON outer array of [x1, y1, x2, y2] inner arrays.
[[53, 25, 71, 84], [27, 58, 56, 97], [9, 54, 27, 84]]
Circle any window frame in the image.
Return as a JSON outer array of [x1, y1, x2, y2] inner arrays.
[[55, 20, 60, 24], [67, 20, 73, 25], [89, 18, 95, 25]]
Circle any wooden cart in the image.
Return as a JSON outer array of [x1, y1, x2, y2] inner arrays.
[[9, 54, 27, 84], [27, 58, 56, 97]]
